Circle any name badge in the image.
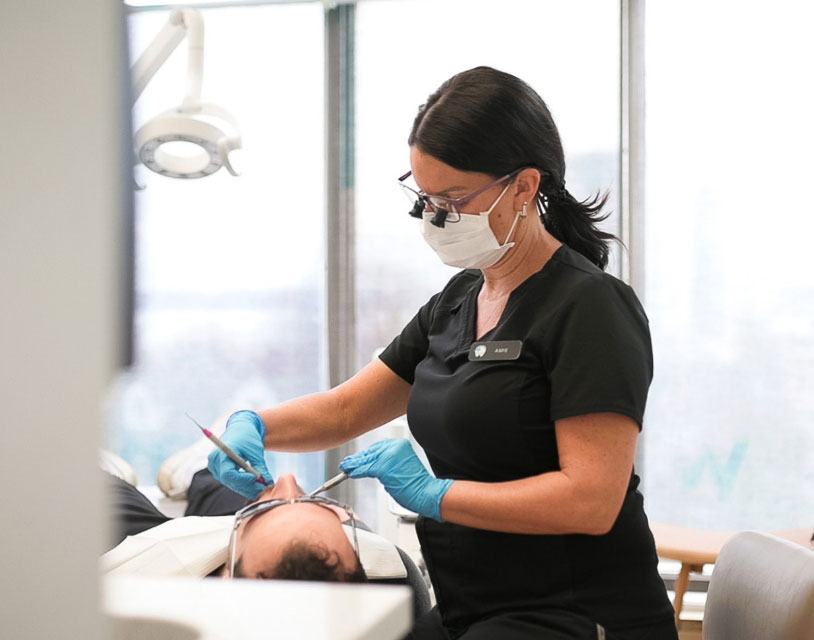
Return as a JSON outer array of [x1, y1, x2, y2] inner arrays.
[[468, 340, 523, 361]]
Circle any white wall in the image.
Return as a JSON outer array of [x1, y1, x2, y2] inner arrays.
[[0, 3, 130, 638]]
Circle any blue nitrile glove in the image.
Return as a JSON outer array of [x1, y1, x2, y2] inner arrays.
[[340, 439, 453, 522], [207, 410, 274, 500]]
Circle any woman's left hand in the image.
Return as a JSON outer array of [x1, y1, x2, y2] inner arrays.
[[340, 439, 453, 521]]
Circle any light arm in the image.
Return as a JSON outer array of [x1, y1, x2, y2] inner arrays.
[[130, 7, 203, 110]]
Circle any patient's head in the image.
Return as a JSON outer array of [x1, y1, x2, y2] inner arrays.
[[228, 473, 366, 583]]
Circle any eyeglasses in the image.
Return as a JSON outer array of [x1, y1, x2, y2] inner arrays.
[[398, 169, 522, 225], [226, 495, 360, 578]]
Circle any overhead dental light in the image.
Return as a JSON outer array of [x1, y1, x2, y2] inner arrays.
[[131, 7, 241, 179]]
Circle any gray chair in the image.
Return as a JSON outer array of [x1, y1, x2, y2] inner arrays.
[[703, 530, 814, 640]]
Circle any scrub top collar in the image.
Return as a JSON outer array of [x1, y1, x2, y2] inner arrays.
[[451, 245, 566, 352]]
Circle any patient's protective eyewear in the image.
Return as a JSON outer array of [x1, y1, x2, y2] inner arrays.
[[226, 495, 360, 578]]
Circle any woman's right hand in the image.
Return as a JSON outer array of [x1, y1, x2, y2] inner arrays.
[[207, 410, 274, 499]]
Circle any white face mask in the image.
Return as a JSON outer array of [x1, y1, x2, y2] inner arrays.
[[420, 182, 522, 270]]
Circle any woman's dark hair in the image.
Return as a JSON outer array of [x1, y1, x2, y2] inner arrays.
[[233, 540, 367, 583], [409, 66, 617, 270]]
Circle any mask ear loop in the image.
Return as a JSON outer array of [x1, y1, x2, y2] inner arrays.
[[482, 181, 513, 217], [500, 197, 529, 247], [500, 207, 524, 246]]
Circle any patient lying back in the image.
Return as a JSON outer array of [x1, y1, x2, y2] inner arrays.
[[227, 473, 366, 582]]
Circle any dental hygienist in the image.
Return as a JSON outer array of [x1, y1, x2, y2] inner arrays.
[[209, 67, 678, 640]]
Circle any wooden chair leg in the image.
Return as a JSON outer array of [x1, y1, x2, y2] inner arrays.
[[673, 562, 703, 627]]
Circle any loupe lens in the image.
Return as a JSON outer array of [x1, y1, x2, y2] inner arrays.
[[430, 209, 449, 227]]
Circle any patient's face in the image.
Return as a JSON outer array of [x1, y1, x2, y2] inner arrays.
[[233, 473, 357, 579]]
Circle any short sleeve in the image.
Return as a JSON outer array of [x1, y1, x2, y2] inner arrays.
[[379, 292, 442, 385], [547, 275, 653, 428]]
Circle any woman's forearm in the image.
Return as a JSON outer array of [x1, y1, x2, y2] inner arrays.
[[256, 359, 412, 452], [258, 389, 351, 452], [440, 414, 639, 535], [440, 471, 625, 536]]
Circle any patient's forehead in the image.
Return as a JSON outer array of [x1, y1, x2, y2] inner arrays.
[[238, 502, 356, 577]]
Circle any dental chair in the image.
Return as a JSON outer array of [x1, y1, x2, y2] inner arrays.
[[365, 529, 431, 620], [702, 530, 814, 640]]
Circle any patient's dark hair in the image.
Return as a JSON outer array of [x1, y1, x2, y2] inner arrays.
[[233, 540, 367, 583]]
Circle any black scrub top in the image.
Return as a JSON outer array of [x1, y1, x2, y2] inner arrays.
[[380, 245, 675, 635]]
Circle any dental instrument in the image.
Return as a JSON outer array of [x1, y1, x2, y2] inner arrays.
[[185, 413, 267, 486], [308, 471, 349, 497]]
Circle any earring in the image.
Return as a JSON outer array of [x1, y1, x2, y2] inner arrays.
[[519, 201, 528, 218]]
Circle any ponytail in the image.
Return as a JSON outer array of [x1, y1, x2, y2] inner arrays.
[[538, 179, 616, 270]]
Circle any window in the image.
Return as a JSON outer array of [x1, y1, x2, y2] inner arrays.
[[642, 1, 814, 528], [111, 3, 325, 487]]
